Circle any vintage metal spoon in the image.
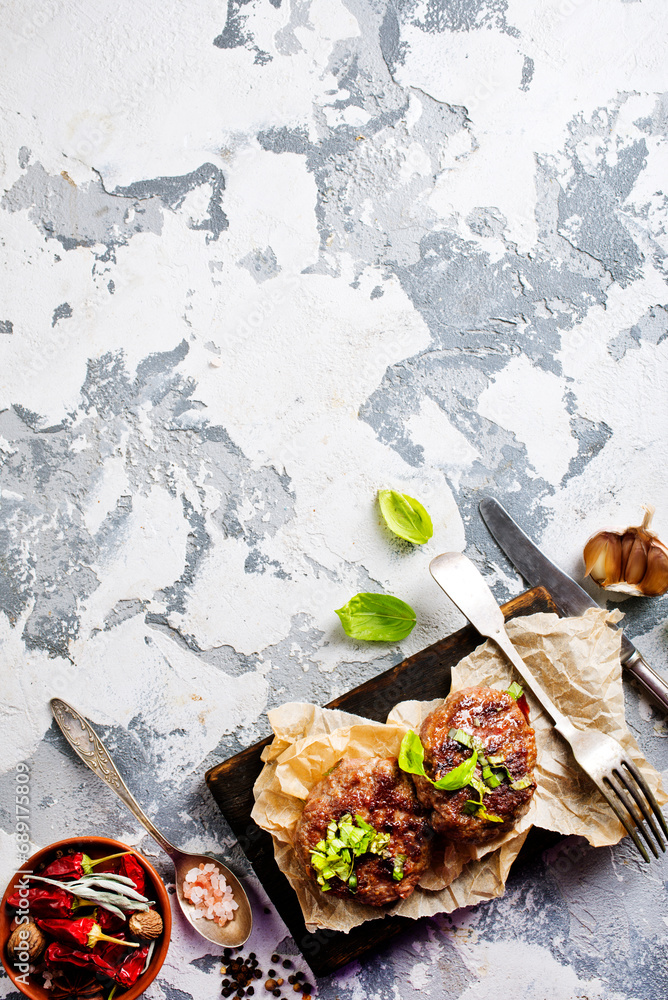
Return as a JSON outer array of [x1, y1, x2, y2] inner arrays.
[[50, 698, 252, 947]]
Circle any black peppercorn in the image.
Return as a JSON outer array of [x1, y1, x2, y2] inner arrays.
[[282, 960, 292, 969], [288, 977, 296, 985], [222, 990, 231, 998], [302, 986, 312, 995], [268, 970, 276, 978], [271, 954, 280, 963], [273, 992, 281, 998], [247, 989, 254, 997]]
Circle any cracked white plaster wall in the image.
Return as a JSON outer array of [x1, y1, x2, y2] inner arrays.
[[394, 0, 668, 250], [406, 398, 481, 493], [477, 355, 577, 484], [1, 0, 359, 189], [75, 486, 192, 639], [539, 270, 668, 583]]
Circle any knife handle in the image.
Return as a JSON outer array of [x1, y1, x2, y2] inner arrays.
[[624, 649, 668, 714]]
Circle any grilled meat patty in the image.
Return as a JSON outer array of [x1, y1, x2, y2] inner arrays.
[[294, 756, 430, 906], [415, 686, 537, 844]]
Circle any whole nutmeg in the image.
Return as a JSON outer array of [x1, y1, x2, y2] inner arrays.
[[7, 919, 46, 961], [128, 909, 163, 940]]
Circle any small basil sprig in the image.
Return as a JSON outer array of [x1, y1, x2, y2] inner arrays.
[[398, 730, 478, 790], [335, 593, 417, 641], [378, 490, 433, 545]]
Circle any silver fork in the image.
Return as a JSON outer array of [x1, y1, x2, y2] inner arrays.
[[430, 552, 668, 863]]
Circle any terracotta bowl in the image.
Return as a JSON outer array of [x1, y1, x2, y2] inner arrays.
[[0, 836, 171, 1000]]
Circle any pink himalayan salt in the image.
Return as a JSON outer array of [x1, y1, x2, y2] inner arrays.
[[182, 862, 238, 926]]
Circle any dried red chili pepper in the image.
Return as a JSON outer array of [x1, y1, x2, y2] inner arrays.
[[115, 943, 151, 987], [7, 886, 81, 919], [45, 941, 122, 980], [103, 853, 145, 895], [96, 906, 125, 935], [46, 940, 149, 986], [37, 917, 139, 950], [42, 851, 130, 880]]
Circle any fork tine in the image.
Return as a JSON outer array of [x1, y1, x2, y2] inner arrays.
[[615, 766, 666, 853], [622, 757, 668, 841], [598, 780, 651, 862], [605, 772, 660, 859]]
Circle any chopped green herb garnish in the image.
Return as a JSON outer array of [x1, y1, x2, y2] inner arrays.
[[481, 765, 503, 789], [448, 728, 474, 749], [469, 775, 488, 803], [463, 800, 504, 823], [309, 813, 401, 893], [392, 854, 406, 881], [507, 682, 524, 700], [476, 806, 504, 823]]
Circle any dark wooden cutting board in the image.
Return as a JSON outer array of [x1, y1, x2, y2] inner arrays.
[[205, 586, 558, 977]]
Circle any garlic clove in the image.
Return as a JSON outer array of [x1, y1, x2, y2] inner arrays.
[[583, 531, 621, 588], [623, 531, 649, 585], [640, 541, 668, 597], [583, 506, 668, 597]]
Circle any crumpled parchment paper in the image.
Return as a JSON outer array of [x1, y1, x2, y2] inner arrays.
[[251, 608, 666, 933]]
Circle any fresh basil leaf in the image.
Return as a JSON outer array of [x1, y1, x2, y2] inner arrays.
[[378, 489, 434, 545], [432, 750, 478, 790], [398, 730, 428, 778], [399, 730, 477, 791], [335, 593, 417, 641]]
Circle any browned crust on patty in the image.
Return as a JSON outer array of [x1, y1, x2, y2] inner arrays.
[[415, 686, 537, 844], [293, 756, 430, 906]]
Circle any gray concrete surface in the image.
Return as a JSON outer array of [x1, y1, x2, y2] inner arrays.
[[1, 1, 668, 997]]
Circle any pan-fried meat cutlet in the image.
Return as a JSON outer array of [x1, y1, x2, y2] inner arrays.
[[294, 757, 430, 906], [415, 686, 537, 844]]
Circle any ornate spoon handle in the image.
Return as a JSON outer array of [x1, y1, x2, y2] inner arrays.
[[50, 698, 179, 859]]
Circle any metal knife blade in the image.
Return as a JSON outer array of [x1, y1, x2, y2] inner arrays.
[[479, 496, 668, 713]]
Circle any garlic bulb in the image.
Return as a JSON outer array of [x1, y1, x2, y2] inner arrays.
[[583, 505, 668, 596]]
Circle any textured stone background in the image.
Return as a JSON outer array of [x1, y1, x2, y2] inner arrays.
[[2, 1, 668, 997]]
